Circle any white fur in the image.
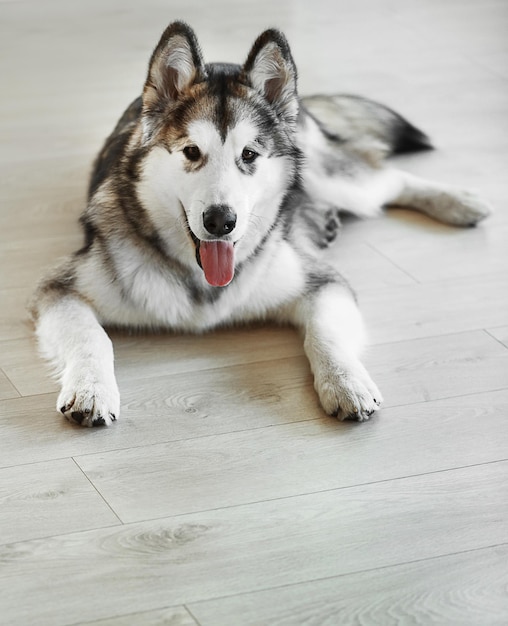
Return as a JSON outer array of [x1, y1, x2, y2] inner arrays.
[[287, 284, 382, 420], [35, 127, 491, 427], [76, 226, 306, 332], [36, 134, 491, 427], [248, 41, 298, 119], [138, 119, 294, 267], [298, 111, 492, 224], [164, 37, 196, 92], [390, 171, 493, 225], [34, 37, 493, 427], [36, 297, 120, 426]]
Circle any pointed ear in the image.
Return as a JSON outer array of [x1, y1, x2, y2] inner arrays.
[[242, 29, 299, 122], [142, 21, 205, 139]]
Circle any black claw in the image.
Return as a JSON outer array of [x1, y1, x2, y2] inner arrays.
[[110, 413, 117, 421], [93, 416, 106, 427], [366, 409, 375, 417], [345, 413, 360, 421], [70, 411, 85, 424]]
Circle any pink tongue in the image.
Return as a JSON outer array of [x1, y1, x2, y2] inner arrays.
[[199, 241, 235, 287]]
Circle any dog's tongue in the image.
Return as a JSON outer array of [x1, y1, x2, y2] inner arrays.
[[199, 241, 235, 287]]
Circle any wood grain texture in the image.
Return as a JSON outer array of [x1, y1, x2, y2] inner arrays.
[[0, 234, 81, 290], [2, 463, 507, 626], [0, 355, 317, 469], [0, 459, 120, 544], [0, 368, 19, 401], [0, 287, 33, 341], [189, 545, 508, 626], [367, 330, 508, 406], [6, 326, 507, 434], [75, 606, 198, 626], [112, 325, 305, 382], [361, 274, 508, 344], [368, 220, 508, 282], [0, 336, 58, 397], [74, 389, 508, 523], [488, 326, 508, 349]]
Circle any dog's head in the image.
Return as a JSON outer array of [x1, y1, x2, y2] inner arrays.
[[138, 22, 301, 286]]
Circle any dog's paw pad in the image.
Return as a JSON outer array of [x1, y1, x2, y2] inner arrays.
[[316, 366, 383, 422], [57, 378, 120, 428]]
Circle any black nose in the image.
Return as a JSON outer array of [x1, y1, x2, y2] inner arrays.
[[203, 204, 237, 237]]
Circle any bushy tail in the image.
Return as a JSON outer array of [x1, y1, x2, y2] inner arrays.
[[301, 94, 433, 156]]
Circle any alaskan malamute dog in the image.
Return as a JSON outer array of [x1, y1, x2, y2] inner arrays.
[[31, 22, 491, 427]]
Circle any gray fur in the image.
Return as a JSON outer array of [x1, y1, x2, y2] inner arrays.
[[30, 21, 491, 427]]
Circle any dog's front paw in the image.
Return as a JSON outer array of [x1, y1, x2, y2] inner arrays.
[[58, 368, 120, 427], [315, 364, 383, 422]]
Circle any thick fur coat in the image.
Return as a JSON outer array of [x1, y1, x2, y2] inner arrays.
[[31, 22, 491, 427]]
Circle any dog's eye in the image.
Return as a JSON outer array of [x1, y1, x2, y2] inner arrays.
[[183, 145, 201, 162], [241, 148, 258, 164]]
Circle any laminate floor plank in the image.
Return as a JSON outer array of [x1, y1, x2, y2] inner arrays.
[[72, 606, 198, 626], [488, 325, 508, 349], [359, 274, 508, 344], [1, 463, 507, 626], [368, 330, 508, 407], [2, 333, 507, 469], [323, 239, 418, 291], [0, 337, 58, 397], [0, 235, 81, 290], [0, 458, 120, 544], [111, 325, 305, 382], [5, 322, 508, 410], [328, 211, 508, 277], [0, 287, 33, 341], [369, 220, 508, 283], [0, 368, 19, 401], [74, 389, 508, 523], [189, 544, 508, 626], [1, 325, 306, 398]]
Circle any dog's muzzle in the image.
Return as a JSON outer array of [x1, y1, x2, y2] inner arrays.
[[193, 204, 237, 288]]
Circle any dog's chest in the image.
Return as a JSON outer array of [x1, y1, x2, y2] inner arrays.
[[94, 238, 306, 331]]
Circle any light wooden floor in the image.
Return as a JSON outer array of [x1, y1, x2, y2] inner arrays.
[[1, 1, 508, 624]]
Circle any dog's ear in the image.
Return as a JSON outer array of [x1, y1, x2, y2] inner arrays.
[[142, 21, 205, 140], [242, 29, 299, 123]]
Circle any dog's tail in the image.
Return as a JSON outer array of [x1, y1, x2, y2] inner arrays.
[[300, 94, 433, 155]]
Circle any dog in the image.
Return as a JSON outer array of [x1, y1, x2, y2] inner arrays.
[[30, 21, 491, 427]]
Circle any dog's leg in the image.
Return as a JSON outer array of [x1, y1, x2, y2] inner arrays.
[[303, 161, 491, 227], [290, 283, 382, 421], [34, 295, 120, 427], [384, 168, 492, 226]]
